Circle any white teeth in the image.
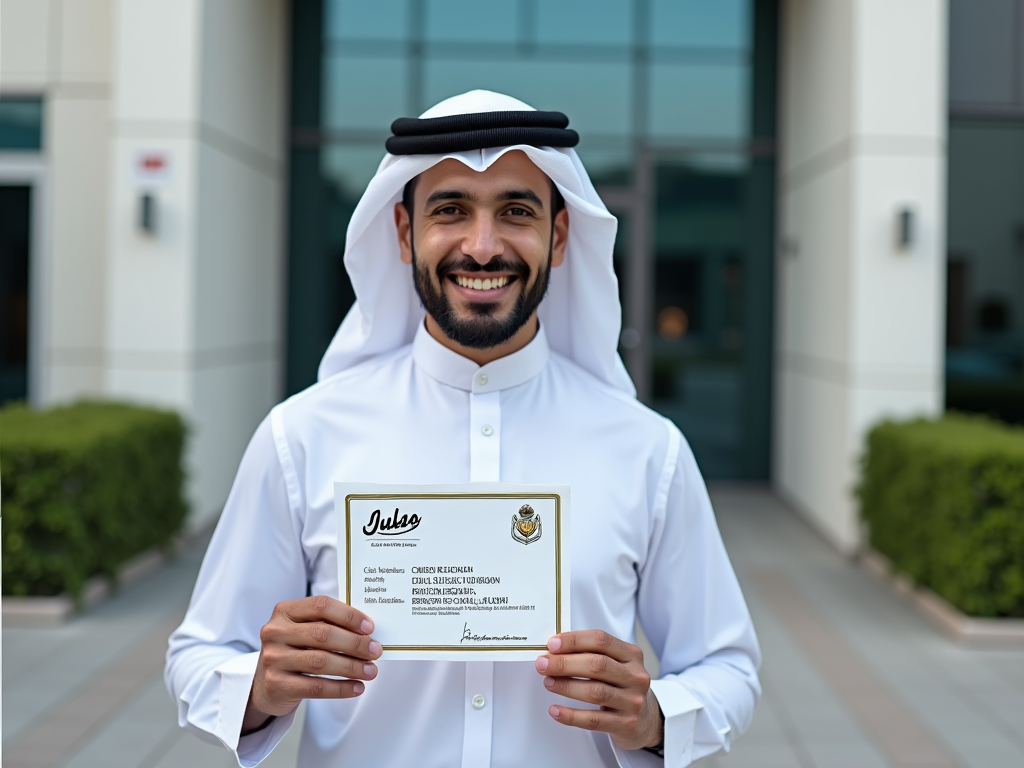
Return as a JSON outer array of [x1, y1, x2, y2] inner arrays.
[[455, 275, 510, 290]]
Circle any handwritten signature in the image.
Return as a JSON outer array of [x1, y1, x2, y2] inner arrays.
[[461, 622, 528, 643]]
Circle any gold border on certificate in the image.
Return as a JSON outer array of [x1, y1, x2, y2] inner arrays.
[[345, 492, 562, 652]]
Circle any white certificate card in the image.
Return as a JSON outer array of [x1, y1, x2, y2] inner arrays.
[[336, 483, 571, 661]]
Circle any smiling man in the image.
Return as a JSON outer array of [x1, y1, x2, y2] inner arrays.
[[166, 90, 760, 768], [399, 153, 568, 364]]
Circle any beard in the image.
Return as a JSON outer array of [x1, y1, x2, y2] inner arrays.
[[412, 248, 552, 350]]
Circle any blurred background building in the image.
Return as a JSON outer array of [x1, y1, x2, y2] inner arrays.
[[1, 0, 1021, 551]]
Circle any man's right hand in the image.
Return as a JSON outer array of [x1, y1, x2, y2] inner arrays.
[[242, 595, 382, 735]]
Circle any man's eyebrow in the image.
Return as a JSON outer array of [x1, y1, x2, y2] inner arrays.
[[423, 189, 474, 208], [423, 188, 545, 210], [497, 189, 544, 209]]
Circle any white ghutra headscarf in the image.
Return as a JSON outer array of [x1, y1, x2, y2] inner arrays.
[[317, 89, 634, 397]]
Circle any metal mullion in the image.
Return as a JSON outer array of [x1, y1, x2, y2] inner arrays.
[[408, 0, 424, 116]]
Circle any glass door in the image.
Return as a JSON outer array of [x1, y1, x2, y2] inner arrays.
[[599, 145, 774, 480], [0, 185, 33, 405]]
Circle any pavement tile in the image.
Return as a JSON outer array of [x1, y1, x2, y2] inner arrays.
[[4, 489, 1022, 767]]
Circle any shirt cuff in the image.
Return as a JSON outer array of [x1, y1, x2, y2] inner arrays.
[[609, 679, 702, 768], [208, 652, 298, 767]]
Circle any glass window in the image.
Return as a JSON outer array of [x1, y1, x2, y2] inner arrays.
[[424, 59, 632, 137], [575, 143, 634, 188], [325, 0, 409, 42], [321, 144, 387, 201], [948, 0, 1020, 109], [425, 0, 518, 44], [0, 98, 44, 151], [945, 120, 1024, 423], [323, 56, 407, 131], [650, 0, 749, 50], [651, 155, 749, 477], [649, 63, 749, 141], [534, 0, 633, 47]]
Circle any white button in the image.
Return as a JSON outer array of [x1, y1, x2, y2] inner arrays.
[[477, 373, 489, 386], [472, 694, 486, 709], [481, 424, 494, 436]]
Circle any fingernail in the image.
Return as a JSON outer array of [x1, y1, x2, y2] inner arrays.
[[353, 681, 365, 694], [536, 656, 549, 672], [360, 619, 373, 634], [544, 676, 555, 689], [368, 640, 382, 657], [549, 705, 560, 718], [363, 663, 376, 678], [547, 636, 562, 652]]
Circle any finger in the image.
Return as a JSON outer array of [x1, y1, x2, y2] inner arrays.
[[535, 652, 639, 688], [548, 630, 641, 664], [278, 595, 375, 635], [261, 619, 383, 660], [548, 704, 634, 736], [265, 667, 366, 702], [543, 676, 645, 713], [274, 648, 378, 681]]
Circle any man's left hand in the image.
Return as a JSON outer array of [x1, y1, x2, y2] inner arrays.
[[535, 630, 664, 751]]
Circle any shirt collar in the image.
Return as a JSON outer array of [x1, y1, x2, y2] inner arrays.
[[412, 319, 550, 393]]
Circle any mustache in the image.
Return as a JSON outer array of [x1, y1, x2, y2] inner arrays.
[[435, 256, 531, 281]]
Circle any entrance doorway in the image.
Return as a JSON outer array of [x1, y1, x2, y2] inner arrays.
[[599, 146, 774, 479], [0, 184, 33, 405], [287, 0, 778, 478]]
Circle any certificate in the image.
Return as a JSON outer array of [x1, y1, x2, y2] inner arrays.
[[336, 483, 571, 661]]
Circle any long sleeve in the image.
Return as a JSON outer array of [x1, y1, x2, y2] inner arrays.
[[612, 423, 762, 768], [165, 411, 308, 767]]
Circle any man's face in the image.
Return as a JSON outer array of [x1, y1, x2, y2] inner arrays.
[[395, 151, 569, 350]]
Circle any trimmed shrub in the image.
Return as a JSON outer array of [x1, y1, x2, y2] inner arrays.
[[1, 401, 187, 598], [858, 413, 1024, 618]]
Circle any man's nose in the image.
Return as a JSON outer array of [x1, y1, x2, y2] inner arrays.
[[462, 215, 503, 265]]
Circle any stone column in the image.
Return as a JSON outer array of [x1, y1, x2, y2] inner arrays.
[[775, 0, 947, 550], [105, 0, 287, 527]]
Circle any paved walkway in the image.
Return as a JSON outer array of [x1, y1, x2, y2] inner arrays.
[[3, 488, 1022, 767]]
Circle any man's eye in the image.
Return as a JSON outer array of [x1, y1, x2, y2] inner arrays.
[[437, 206, 461, 215], [507, 207, 532, 217]]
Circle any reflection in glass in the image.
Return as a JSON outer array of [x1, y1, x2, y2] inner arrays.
[[946, 120, 1024, 423], [0, 98, 44, 151], [325, 0, 409, 42], [0, 186, 31, 404], [288, 145, 387, 393], [535, 0, 632, 47], [650, 0, 749, 50], [652, 158, 747, 477], [426, 0, 518, 44], [575, 144, 633, 187], [649, 63, 749, 140], [323, 56, 406, 131], [424, 60, 632, 137]]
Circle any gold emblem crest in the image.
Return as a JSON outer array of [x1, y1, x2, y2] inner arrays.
[[511, 504, 542, 545]]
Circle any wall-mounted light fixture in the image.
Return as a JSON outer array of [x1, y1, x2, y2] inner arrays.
[[896, 207, 914, 250], [139, 192, 157, 235]]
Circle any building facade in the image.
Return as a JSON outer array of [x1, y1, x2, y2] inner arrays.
[[2, 1, 1018, 550]]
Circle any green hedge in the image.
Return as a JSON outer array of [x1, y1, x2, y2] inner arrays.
[[1, 401, 187, 598], [858, 414, 1024, 618]]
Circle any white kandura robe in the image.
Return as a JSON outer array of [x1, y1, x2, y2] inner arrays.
[[166, 322, 761, 768]]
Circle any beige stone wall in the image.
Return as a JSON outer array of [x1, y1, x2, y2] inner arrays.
[[775, 0, 948, 551], [1, 0, 113, 402], [104, 0, 286, 527], [2, 0, 287, 527]]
